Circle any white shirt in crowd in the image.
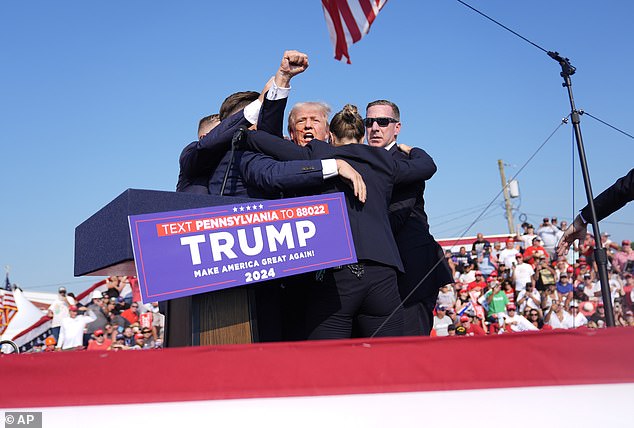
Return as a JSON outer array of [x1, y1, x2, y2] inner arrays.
[[502, 313, 538, 332], [47, 298, 69, 328], [517, 288, 541, 313], [57, 310, 97, 350], [513, 263, 535, 292], [547, 310, 574, 329], [433, 315, 453, 337], [498, 247, 520, 269], [572, 311, 588, 327]]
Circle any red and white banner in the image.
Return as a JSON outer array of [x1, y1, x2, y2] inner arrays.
[[322, 0, 388, 63], [2, 328, 634, 426]]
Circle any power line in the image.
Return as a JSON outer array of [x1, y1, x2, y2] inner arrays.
[[430, 204, 496, 228], [581, 110, 634, 140], [455, 0, 549, 54], [431, 202, 490, 219], [17, 278, 99, 291]]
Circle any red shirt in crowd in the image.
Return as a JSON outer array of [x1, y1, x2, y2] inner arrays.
[[468, 280, 486, 291], [121, 308, 139, 325], [87, 339, 112, 351], [524, 245, 549, 267], [464, 322, 486, 336]]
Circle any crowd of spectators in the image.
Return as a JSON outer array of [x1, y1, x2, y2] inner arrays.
[[32, 276, 164, 353], [23, 221, 634, 350], [433, 218, 634, 337]]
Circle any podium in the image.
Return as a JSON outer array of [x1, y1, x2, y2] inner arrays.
[[74, 189, 280, 347]]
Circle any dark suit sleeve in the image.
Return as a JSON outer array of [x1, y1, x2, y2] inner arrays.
[[581, 168, 634, 222], [392, 147, 437, 186], [246, 130, 313, 161], [257, 95, 287, 137], [179, 110, 251, 177], [388, 183, 420, 234], [239, 151, 325, 195]]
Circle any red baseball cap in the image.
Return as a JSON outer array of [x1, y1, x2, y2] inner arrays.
[[460, 315, 470, 322]]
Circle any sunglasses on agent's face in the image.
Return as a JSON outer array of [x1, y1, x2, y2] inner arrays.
[[364, 117, 398, 127]]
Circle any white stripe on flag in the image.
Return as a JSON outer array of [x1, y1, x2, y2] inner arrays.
[[322, 0, 388, 63]]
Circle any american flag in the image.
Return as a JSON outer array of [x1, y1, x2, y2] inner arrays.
[[0, 271, 17, 335], [322, 0, 388, 64]]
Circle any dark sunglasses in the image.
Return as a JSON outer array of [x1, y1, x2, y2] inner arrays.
[[364, 117, 398, 127]]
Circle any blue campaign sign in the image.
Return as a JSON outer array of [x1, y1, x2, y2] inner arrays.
[[129, 193, 357, 302]]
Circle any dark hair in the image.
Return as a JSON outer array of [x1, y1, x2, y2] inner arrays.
[[197, 113, 220, 139], [329, 104, 364, 141], [198, 113, 219, 131], [365, 99, 400, 121], [219, 91, 259, 121]]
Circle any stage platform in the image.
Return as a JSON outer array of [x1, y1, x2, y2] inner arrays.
[[3, 328, 633, 427]]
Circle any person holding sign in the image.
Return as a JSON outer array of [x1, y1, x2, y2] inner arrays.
[[243, 104, 437, 340]]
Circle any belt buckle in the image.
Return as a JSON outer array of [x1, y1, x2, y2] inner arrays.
[[347, 263, 364, 279]]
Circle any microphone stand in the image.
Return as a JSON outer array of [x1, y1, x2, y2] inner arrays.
[[547, 51, 615, 327], [219, 127, 246, 196]]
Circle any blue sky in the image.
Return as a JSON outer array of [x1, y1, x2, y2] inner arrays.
[[1, 1, 632, 294]]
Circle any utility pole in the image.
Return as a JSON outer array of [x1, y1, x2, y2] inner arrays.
[[497, 159, 515, 234]]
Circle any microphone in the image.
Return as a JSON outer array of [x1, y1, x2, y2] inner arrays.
[[231, 126, 248, 149], [220, 126, 248, 196]]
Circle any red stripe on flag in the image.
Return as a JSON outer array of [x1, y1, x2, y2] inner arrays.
[[322, 0, 352, 63], [358, 0, 377, 27], [336, 0, 363, 43]]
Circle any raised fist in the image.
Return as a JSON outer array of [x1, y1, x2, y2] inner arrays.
[[279, 50, 309, 78]]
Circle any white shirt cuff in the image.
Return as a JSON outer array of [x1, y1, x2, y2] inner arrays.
[[579, 212, 588, 224], [243, 99, 262, 125], [321, 159, 338, 179], [266, 81, 291, 100]]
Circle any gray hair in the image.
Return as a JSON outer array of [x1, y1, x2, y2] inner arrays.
[[287, 101, 331, 134]]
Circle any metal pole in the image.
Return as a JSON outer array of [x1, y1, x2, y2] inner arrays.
[[498, 159, 515, 234], [548, 51, 615, 327]]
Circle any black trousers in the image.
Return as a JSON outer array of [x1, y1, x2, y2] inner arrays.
[[399, 241, 453, 336], [306, 262, 404, 340]]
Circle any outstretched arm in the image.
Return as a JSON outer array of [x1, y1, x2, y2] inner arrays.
[[239, 153, 366, 203], [558, 168, 634, 257], [258, 50, 309, 137]]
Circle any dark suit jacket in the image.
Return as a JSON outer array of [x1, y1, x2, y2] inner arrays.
[[179, 109, 252, 180], [388, 145, 453, 303], [581, 168, 634, 222], [176, 141, 213, 194], [245, 130, 437, 272], [205, 96, 326, 197]]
